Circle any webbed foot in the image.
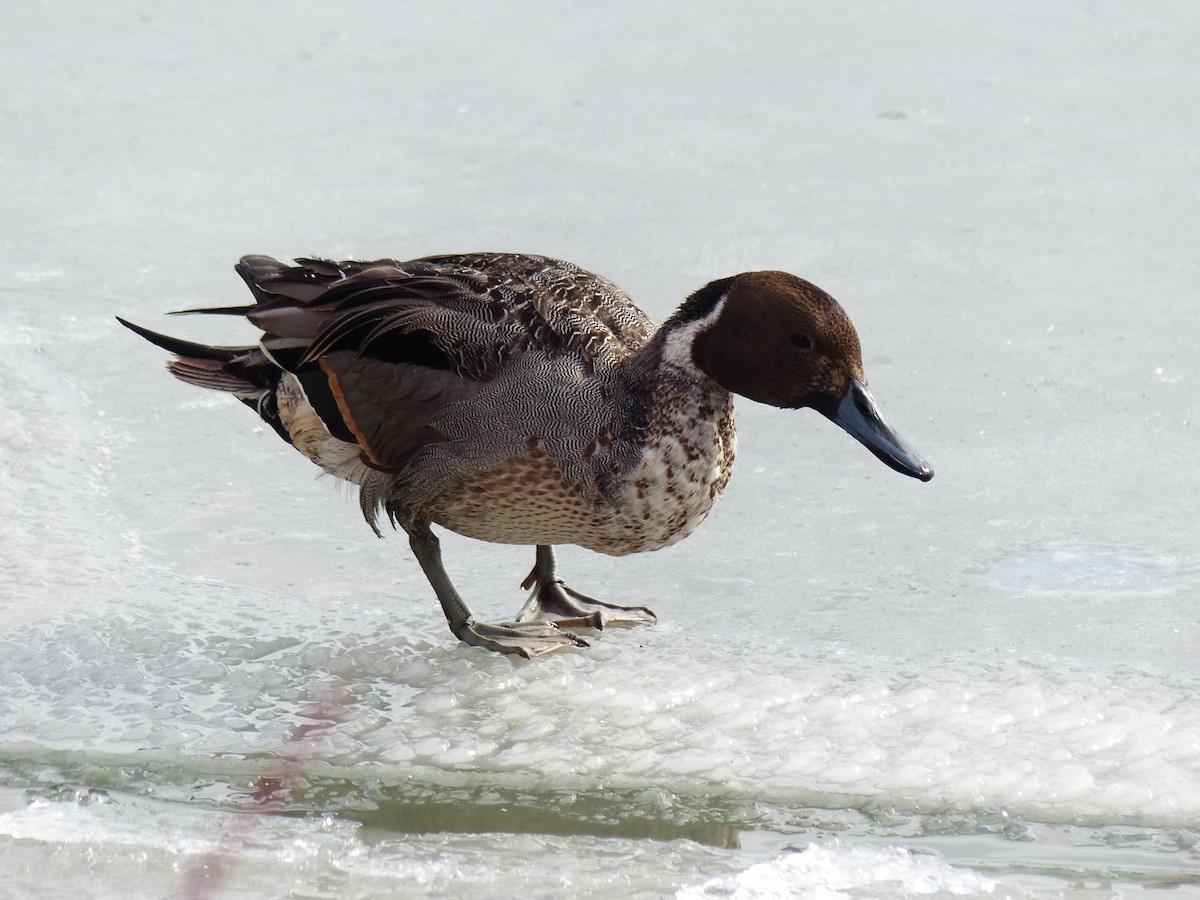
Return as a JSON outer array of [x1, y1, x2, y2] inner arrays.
[[410, 527, 591, 658], [454, 619, 590, 659], [516, 546, 657, 630]]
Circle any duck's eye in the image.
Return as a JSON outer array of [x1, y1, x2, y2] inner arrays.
[[790, 333, 813, 350]]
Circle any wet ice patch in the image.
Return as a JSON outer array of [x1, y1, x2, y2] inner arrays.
[[0, 785, 748, 899], [679, 843, 999, 900], [1, 789, 214, 856], [0, 785, 372, 900], [986, 541, 1183, 596]]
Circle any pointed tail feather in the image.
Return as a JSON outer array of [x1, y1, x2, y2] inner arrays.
[[117, 316, 278, 395], [167, 304, 260, 317], [119, 312, 296, 447], [116, 316, 243, 361]]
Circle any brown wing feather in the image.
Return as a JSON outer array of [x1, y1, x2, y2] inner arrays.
[[236, 254, 656, 380], [319, 351, 484, 471]]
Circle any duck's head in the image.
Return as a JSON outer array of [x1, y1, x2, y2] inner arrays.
[[671, 270, 933, 482]]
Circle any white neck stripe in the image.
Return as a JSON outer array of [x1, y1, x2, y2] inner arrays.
[[660, 293, 728, 374]]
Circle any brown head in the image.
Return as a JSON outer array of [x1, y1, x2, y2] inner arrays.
[[666, 271, 933, 481], [688, 271, 864, 408]]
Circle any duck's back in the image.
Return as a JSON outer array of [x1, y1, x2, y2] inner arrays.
[[238, 253, 656, 378]]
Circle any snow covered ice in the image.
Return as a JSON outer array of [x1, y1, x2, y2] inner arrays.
[[2, 0, 1199, 897]]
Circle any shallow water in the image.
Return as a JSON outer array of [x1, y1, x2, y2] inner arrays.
[[3, 0, 1199, 897]]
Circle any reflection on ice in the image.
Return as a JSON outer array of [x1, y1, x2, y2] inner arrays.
[[352, 785, 741, 848]]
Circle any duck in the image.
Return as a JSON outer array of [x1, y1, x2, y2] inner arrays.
[[119, 253, 933, 658]]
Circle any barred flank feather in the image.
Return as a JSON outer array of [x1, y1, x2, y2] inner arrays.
[[166, 357, 262, 397]]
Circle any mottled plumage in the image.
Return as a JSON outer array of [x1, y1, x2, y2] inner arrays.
[[120, 253, 932, 658]]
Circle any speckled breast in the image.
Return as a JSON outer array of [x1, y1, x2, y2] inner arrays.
[[429, 387, 737, 556]]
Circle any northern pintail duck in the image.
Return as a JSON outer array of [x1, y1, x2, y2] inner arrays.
[[120, 254, 932, 658]]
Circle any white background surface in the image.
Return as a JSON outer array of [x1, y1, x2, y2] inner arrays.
[[2, 1, 1197, 896]]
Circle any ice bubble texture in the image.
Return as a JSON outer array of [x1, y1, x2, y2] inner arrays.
[[679, 843, 999, 900], [2, 579, 1198, 826]]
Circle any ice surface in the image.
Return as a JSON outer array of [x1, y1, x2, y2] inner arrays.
[[985, 542, 1185, 596], [679, 843, 998, 900], [3, 591, 1199, 822], [3, 0, 1200, 896]]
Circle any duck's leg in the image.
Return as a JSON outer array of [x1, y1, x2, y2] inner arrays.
[[408, 526, 589, 659], [515, 545, 657, 630]]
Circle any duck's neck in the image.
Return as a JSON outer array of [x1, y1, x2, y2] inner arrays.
[[630, 302, 728, 397], [646, 322, 734, 432], [602, 328, 737, 551]]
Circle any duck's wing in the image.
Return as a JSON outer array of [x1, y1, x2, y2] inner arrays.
[[409, 253, 657, 368], [219, 254, 655, 378], [171, 255, 655, 474]]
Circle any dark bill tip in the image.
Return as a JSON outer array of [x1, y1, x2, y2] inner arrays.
[[824, 379, 934, 482]]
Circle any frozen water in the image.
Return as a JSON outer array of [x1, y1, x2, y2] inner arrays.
[[3, 0, 1200, 896], [3, 597, 1200, 822], [679, 844, 998, 900], [986, 542, 1185, 596]]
